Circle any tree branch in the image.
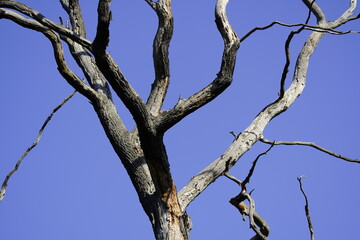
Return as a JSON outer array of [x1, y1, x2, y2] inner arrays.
[[328, 0, 358, 28], [260, 138, 360, 163], [93, 0, 111, 52], [302, 0, 326, 24], [156, 0, 240, 133], [240, 21, 359, 43], [0, 8, 98, 100], [297, 176, 315, 240], [145, 0, 174, 116], [60, 0, 86, 37], [0, 91, 76, 201], [91, 0, 153, 133], [59, 1, 113, 100], [0, 0, 92, 48], [178, 2, 328, 211], [224, 146, 272, 240]]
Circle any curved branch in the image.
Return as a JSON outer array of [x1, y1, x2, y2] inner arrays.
[[240, 21, 359, 43], [329, 0, 358, 27], [0, 91, 76, 201], [260, 138, 360, 163], [146, 0, 174, 116], [0, 0, 92, 48], [301, 0, 326, 24], [178, 5, 328, 210], [90, 1, 153, 133], [0, 8, 97, 100], [59, 0, 112, 100], [156, 0, 240, 133]]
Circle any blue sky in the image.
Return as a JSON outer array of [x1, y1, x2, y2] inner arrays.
[[1, 1, 359, 239]]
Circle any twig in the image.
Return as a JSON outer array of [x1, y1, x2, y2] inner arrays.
[[278, 0, 314, 99], [297, 176, 315, 240], [0, 90, 76, 201], [240, 22, 359, 43], [242, 144, 274, 190], [260, 137, 360, 163]]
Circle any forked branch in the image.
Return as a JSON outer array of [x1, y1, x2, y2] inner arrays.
[[156, 0, 240, 132], [224, 146, 273, 240], [178, 0, 332, 211]]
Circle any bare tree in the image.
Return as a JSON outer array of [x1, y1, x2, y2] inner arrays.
[[1, 0, 359, 239]]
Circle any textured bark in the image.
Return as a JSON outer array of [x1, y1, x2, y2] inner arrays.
[[1, 0, 358, 239]]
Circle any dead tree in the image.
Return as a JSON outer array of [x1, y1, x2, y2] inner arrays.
[[0, 0, 359, 239]]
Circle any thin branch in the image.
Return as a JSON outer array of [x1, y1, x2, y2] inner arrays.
[[224, 146, 273, 240], [0, 0, 92, 48], [297, 176, 315, 240], [224, 159, 242, 186], [260, 138, 360, 163], [240, 21, 359, 43], [0, 91, 76, 201], [0, 8, 97, 100], [278, 2, 313, 99], [242, 144, 274, 190]]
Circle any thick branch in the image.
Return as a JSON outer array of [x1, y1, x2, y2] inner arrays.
[[329, 0, 358, 27], [91, 1, 153, 133], [93, 0, 111, 52], [0, 91, 76, 201], [146, 0, 174, 116], [178, 3, 327, 210], [302, 0, 326, 24], [260, 138, 360, 163], [156, 0, 240, 133], [59, 0, 112, 100], [60, 0, 87, 37]]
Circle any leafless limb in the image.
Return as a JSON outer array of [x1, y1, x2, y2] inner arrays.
[[0, 1, 92, 48], [0, 91, 76, 201], [91, 1, 153, 133], [297, 176, 315, 240], [145, 0, 173, 116], [224, 160, 242, 186], [59, 0, 113, 100], [277, 1, 313, 99], [242, 144, 274, 190], [240, 21, 359, 43], [224, 145, 273, 240], [240, 0, 360, 44], [260, 137, 360, 163], [156, 0, 240, 132]]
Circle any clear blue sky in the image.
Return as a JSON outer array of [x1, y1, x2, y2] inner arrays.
[[1, 1, 359, 239]]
